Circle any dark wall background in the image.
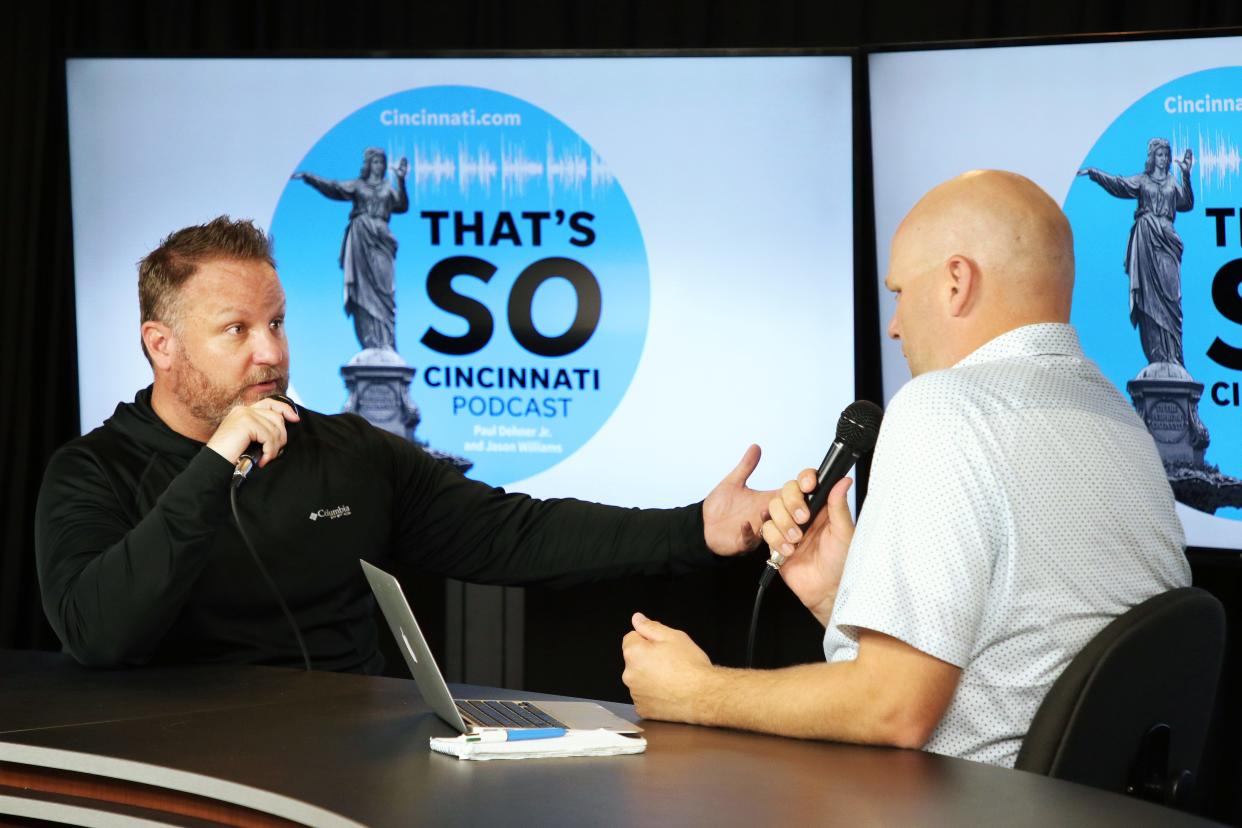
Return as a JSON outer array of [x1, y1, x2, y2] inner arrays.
[[6, 0, 1242, 821]]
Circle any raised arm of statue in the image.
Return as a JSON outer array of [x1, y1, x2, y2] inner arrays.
[[1175, 148, 1195, 213], [391, 157, 410, 215]]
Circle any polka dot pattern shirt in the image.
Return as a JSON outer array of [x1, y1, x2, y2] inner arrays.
[[824, 323, 1191, 767]]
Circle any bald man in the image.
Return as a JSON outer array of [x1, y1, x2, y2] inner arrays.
[[621, 171, 1190, 767]]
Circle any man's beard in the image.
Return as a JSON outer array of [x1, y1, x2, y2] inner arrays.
[[171, 351, 288, 430]]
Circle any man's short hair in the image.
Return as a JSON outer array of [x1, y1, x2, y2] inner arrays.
[[137, 216, 276, 362]]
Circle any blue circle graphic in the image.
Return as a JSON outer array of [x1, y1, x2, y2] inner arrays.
[[270, 85, 650, 487], [1064, 66, 1242, 520]]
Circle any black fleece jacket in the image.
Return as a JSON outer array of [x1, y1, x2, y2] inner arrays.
[[35, 387, 711, 672]]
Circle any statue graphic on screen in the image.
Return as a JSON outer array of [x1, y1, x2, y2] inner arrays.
[[293, 147, 408, 352], [1077, 138, 1193, 366], [293, 148, 472, 473], [1077, 138, 1242, 514]]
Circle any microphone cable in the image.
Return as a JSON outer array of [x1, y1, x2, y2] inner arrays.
[[230, 465, 313, 672], [746, 565, 778, 668]]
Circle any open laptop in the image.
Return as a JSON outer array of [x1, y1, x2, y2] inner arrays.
[[361, 560, 642, 734]]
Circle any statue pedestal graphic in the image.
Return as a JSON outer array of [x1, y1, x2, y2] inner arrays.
[[342, 348, 472, 473], [1127, 362, 1209, 466], [341, 348, 419, 439], [1128, 362, 1242, 514]]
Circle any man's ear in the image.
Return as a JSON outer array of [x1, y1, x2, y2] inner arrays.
[[945, 255, 979, 318], [141, 321, 177, 371]]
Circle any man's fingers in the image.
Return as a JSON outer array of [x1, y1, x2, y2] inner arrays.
[[248, 397, 298, 466], [797, 467, 818, 497], [768, 485, 803, 541], [783, 478, 813, 526], [761, 519, 792, 560], [722, 444, 761, 486], [738, 520, 757, 549], [206, 400, 296, 467], [257, 396, 301, 423], [631, 612, 671, 642], [257, 410, 286, 459], [826, 477, 854, 526], [764, 480, 810, 560], [250, 408, 290, 467]]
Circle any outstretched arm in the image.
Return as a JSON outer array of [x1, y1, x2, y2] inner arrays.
[[1076, 167, 1141, 200], [387, 427, 718, 587]]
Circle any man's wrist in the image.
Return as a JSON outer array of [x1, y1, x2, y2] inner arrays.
[[684, 501, 715, 562], [807, 592, 838, 629], [205, 435, 245, 465], [699, 500, 717, 555], [685, 663, 727, 727]]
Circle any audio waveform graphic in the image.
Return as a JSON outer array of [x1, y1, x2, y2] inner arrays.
[[387, 134, 615, 203], [411, 145, 454, 190], [590, 153, 613, 199], [458, 144, 498, 198], [500, 136, 543, 200], [545, 134, 588, 199], [1197, 130, 1241, 191], [1172, 127, 1241, 192]]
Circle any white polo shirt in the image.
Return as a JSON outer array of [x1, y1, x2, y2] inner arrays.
[[824, 323, 1190, 767]]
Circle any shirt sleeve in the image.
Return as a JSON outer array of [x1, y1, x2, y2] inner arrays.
[[34, 445, 235, 667], [369, 423, 715, 585], [825, 379, 1006, 668]]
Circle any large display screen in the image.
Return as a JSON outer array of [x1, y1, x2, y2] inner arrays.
[[67, 55, 855, 507], [870, 35, 1242, 550]]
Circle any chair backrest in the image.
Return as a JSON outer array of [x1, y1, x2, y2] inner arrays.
[[1015, 587, 1225, 803]]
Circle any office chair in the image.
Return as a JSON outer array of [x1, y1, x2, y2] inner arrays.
[[1014, 587, 1225, 810]]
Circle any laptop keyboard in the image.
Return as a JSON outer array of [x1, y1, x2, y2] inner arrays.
[[455, 699, 568, 729]]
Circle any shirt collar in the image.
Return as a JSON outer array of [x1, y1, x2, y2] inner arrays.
[[952, 323, 1083, 369]]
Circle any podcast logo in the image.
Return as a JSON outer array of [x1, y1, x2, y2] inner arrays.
[[271, 86, 650, 487], [1065, 66, 1242, 519]]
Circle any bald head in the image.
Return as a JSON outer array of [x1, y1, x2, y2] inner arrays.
[[886, 170, 1075, 375]]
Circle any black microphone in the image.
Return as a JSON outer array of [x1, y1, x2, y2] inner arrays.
[[746, 399, 884, 667], [231, 393, 298, 489], [765, 400, 884, 571]]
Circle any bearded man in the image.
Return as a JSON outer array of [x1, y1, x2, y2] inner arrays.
[[35, 216, 771, 672]]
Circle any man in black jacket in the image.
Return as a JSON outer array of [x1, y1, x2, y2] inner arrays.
[[35, 216, 771, 673]]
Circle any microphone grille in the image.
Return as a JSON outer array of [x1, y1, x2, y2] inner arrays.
[[836, 400, 884, 453]]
